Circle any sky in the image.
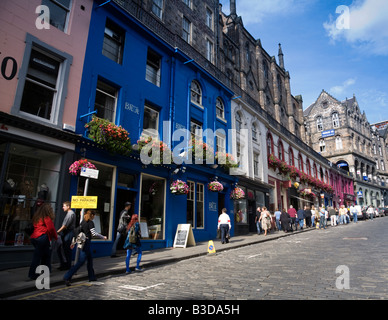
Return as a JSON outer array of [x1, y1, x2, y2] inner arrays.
[[219, 0, 388, 124]]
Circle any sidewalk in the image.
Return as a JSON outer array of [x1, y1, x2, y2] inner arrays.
[[0, 227, 315, 299]]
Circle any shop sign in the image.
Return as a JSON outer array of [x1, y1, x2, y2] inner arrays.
[[71, 196, 98, 209], [80, 167, 99, 179]]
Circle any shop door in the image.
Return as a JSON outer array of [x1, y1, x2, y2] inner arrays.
[[114, 189, 137, 248]]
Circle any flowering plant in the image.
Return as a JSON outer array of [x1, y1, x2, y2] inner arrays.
[[85, 116, 131, 155], [208, 181, 224, 192], [300, 189, 316, 198], [190, 137, 214, 163], [170, 180, 189, 195], [268, 154, 290, 175], [230, 187, 245, 200], [137, 135, 171, 165], [69, 159, 97, 176], [215, 152, 239, 169]]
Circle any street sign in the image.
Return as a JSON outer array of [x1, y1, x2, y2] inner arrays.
[[80, 167, 99, 179], [71, 196, 98, 209]]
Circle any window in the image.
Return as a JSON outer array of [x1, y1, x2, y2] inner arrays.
[[252, 123, 257, 141], [317, 116, 323, 131], [206, 39, 213, 63], [206, 8, 213, 30], [278, 140, 284, 161], [182, 0, 191, 8], [319, 138, 325, 152], [216, 98, 225, 119], [19, 48, 62, 123], [253, 153, 259, 176], [42, 0, 71, 32], [190, 80, 202, 105], [94, 80, 117, 122], [102, 20, 125, 64], [267, 133, 274, 155], [335, 135, 343, 150], [152, 0, 163, 19], [187, 181, 204, 228], [235, 112, 242, 132], [288, 148, 294, 166], [182, 17, 191, 43], [143, 105, 159, 136], [381, 160, 385, 171], [145, 49, 161, 87], [298, 154, 304, 172], [332, 112, 340, 128], [216, 134, 226, 154], [190, 120, 202, 141]]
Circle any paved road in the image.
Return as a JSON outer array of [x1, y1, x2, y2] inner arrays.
[[12, 218, 388, 303]]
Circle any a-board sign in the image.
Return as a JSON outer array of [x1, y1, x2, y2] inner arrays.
[[173, 224, 196, 248], [71, 196, 98, 209]]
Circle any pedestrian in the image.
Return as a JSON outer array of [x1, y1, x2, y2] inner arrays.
[[339, 205, 347, 224], [329, 206, 337, 226], [287, 205, 297, 231], [56, 201, 76, 270], [124, 214, 142, 273], [255, 206, 262, 235], [319, 207, 326, 229], [304, 206, 312, 228], [274, 208, 281, 231], [111, 201, 132, 257], [367, 205, 374, 221], [259, 206, 271, 236], [218, 208, 231, 244], [297, 207, 305, 230], [350, 204, 357, 223], [280, 209, 291, 233], [64, 210, 107, 286], [28, 203, 58, 280]]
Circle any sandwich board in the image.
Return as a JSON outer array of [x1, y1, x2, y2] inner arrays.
[[173, 224, 196, 248]]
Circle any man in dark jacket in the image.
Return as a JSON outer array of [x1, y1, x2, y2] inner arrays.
[[297, 207, 305, 230], [111, 202, 132, 257], [304, 205, 312, 228], [280, 209, 291, 232]]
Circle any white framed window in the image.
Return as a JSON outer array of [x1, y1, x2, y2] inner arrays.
[[182, 16, 191, 43], [42, 0, 72, 32], [216, 97, 225, 120], [252, 123, 258, 141], [102, 20, 125, 64], [235, 112, 242, 132], [187, 181, 195, 227], [381, 160, 385, 171], [145, 49, 161, 87], [206, 7, 213, 30], [152, 0, 163, 19], [143, 104, 159, 137], [94, 80, 117, 122], [317, 116, 323, 131], [190, 80, 202, 106], [196, 183, 204, 228], [253, 153, 259, 176], [206, 39, 213, 63], [319, 138, 325, 152], [190, 120, 202, 141], [187, 181, 204, 229], [216, 134, 226, 154], [332, 112, 340, 128]]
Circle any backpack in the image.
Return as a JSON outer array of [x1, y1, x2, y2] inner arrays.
[[128, 225, 137, 244]]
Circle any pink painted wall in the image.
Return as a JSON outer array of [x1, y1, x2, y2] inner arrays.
[[0, 0, 93, 127]]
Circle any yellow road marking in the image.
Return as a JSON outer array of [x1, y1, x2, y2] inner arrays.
[[19, 282, 92, 300]]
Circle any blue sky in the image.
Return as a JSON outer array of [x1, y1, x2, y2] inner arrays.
[[220, 0, 388, 124]]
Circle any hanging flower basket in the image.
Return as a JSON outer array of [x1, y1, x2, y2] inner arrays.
[[137, 135, 171, 165], [69, 159, 97, 176], [170, 180, 189, 195], [230, 187, 245, 200], [215, 152, 239, 169], [208, 181, 224, 192], [190, 137, 215, 163], [85, 116, 132, 156]]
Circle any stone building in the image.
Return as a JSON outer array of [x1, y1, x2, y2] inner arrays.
[[304, 90, 387, 207]]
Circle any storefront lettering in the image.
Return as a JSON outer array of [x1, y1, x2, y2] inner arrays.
[[0, 54, 18, 80], [125, 102, 139, 114]]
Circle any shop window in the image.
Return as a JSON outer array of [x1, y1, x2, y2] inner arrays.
[[42, 0, 72, 32], [140, 174, 165, 240], [76, 161, 115, 239], [196, 183, 204, 228], [234, 186, 247, 224], [0, 143, 61, 246], [102, 20, 125, 64]]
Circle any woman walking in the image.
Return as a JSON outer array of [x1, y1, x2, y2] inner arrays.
[[28, 203, 58, 280], [124, 214, 142, 273], [259, 207, 271, 236], [64, 210, 107, 286]]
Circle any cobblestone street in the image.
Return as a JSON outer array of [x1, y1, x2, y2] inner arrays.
[[12, 218, 388, 302]]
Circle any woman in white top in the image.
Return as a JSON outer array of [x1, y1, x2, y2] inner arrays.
[[218, 208, 231, 244]]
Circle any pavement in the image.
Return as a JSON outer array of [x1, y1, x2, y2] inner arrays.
[[0, 226, 317, 299]]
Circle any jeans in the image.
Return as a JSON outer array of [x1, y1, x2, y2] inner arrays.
[[64, 240, 96, 281], [353, 213, 358, 223], [298, 219, 304, 229], [126, 246, 142, 272], [58, 230, 74, 269], [276, 219, 281, 231], [256, 221, 262, 234], [220, 224, 229, 243], [111, 232, 124, 256], [319, 216, 326, 229], [331, 215, 337, 226], [29, 234, 52, 280]]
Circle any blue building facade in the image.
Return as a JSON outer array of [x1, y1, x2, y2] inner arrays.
[[73, 0, 237, 257]]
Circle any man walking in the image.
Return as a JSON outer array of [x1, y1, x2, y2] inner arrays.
[[111, 201, 132, 257], [57, 201, 76, 270], [297, 207, 305, 230], [274, 208, 281, 231], [287, 205, 297, 231], [218, 208, 231, 244]]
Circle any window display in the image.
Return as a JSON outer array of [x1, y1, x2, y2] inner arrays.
[[0, 143, 61, 246]]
